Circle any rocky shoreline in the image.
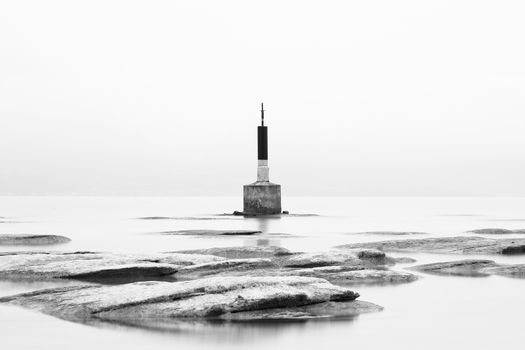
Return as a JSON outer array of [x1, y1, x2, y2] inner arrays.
[[1, 229, 525, 330]]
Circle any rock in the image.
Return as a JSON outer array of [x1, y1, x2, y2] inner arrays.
[[175, 256, 417, 286], [176, 258, 277, 279], [482, 264, 525, 278], [337, 236, 525, 255], [0, 234, 71, 246], [283, 251, 362, 268], [221, 300, 383, 321], [0, 276, 371, 327], [273, 266, 418, 285], [411, 259, 525, 278], [160, 229, 261, 236], [410, 259, 497, 277], [0, 251, 223, 282], [467, 228, 525, 235], [176, 246, 293, 259], [354, 231, 428, 236], [282, 249, 408, 268]]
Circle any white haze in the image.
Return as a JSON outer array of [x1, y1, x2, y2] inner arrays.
[[0, 0, 524, 196]]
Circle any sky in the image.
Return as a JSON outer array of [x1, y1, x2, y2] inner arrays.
[[0, 0, 524, 196]]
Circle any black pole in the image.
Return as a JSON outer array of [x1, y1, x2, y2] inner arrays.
[[258, 103, 268, 160], [261, 102, 265, 126]]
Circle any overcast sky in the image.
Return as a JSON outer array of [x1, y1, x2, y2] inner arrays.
[[1, 0, 524, 196]]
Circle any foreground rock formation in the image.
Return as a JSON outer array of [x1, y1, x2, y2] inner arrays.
[[0, 276, 382, 326], [337, 236, 525, 255], [411, 259, 525, 278], [0, 234, 71, 246]]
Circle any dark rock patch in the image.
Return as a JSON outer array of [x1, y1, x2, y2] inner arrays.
[[160, 229, 261, 236], [467, 228, 525, 235], [411, 259, 525, 279], [0, 234, 71, 246], [138, 216, 239, 221]]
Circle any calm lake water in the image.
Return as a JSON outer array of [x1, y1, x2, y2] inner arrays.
[[1, 196, 524, 350]]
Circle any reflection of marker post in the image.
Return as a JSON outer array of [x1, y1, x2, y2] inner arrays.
[[257, 103, 269, 182]]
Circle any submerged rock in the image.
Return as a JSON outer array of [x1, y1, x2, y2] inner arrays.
[[0, 276, 374, 327], [411, 259, 525, 278], [337, 236, 525, 255], [411, 259, 497, 277], [482, 264, 525, 278], [354, 231, 428, 236], [467, 228, 525, 235], [176, 246, 293, 259], [0, 234, 71, 246], [160, 229, 261, 236]]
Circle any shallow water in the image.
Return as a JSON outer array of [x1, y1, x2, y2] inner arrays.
[[0, 196, 524, 349]]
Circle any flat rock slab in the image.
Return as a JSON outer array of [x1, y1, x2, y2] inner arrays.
[[281, 249, 400, 268], [250, 266, 417, 286], [0, 276, 375, 328], [411, 259, 525, 278], [174, 254, 418, 285], [0, 251, 223, 282], [160, 230, 261, 236], [176, 246, 293, 259], [467, 228, 525, 235], [337, 236, 525, 255], [0, 234, 71, 246]]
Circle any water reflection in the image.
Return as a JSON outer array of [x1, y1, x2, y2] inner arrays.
[[90, 313, 360, 344]]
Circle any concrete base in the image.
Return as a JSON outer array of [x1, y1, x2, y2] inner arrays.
[[243, 182, 282, 215]]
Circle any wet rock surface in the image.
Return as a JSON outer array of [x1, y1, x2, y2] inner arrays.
[[0, 234, 71, 246], [220, 300, 383, 321], [0, 251, 223, 282], [160, 229, 261, 236], [0, 246, 417, 286], [173, 248, 418, 285], [175, 246, 294, 259], [337, 236, 525, 255], [467, 228, 525, 235], [411, 259, 525, 278], [0, 276, 377, 326]]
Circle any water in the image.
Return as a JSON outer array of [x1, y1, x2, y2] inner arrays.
[[1, 196, 524, 349]]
